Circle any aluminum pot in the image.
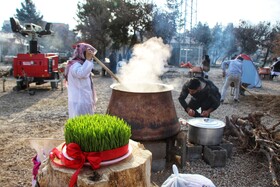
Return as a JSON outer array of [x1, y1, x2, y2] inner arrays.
[[187, 118, 225, 145], [106, 83, 180, 141]]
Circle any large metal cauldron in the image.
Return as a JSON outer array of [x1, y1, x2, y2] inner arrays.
[[187, 118, 225, 145], [106, 83, 180, 141]]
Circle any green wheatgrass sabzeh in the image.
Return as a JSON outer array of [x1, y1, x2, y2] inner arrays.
[[64, 114, 131, 152]]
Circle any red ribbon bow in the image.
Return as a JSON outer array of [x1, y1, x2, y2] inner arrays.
[[50, 143, 129, 187], [50, 143, 102, 187], [62, 143, 102, 187]]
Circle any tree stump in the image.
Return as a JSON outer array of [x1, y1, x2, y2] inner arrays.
[[37, 140, 152, 187]]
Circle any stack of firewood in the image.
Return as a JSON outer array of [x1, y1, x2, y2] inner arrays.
[[225, 111, 280, 186]]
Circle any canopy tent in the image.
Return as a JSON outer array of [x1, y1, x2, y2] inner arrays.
[[237, 54, 262, 88]]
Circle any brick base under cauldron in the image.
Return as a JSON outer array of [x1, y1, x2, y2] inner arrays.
[[140, 130, 233, 172], [166, 130, 233, 169], [141, 140, 167, 172]]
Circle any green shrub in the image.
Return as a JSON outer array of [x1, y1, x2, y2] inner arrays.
[[64, 114, 131, 152]]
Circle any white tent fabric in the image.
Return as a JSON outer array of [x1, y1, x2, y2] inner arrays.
[[238, 54, 262, 88]]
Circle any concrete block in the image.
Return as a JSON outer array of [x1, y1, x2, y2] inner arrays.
[[142, 141, 167, 172], [166, 132, 187, 169], [186, 142, 203, 161], [220, 140, 234, 158], [151, 158, 166, 172], [203, 146, 227, 168], [142, 141, 166, 159]]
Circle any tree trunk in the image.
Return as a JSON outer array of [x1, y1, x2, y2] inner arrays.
[[37, 140, 152, 187]]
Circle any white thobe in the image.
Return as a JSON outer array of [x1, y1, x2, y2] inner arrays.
[[67, 60, 96, 118]]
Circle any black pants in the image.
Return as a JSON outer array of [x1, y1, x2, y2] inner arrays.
[[188, 98, 212, 117]]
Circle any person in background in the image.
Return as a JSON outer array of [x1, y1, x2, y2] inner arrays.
[[178, 77, 221, 118], [118, 53, 122, 62], [109, 51, 117, 74], [220, 56, 243, 103], [202, 55, 211, 79], [64, 43, 98, 118]]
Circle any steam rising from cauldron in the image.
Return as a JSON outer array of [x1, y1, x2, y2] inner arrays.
[[117, 37, 171, 92]]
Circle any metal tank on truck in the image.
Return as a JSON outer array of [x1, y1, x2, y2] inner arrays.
[[10, 17, 60, 94]]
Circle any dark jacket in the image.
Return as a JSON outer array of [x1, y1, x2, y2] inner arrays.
[[202, 55, 210, 72], [109, 52, 117, 74], [271, 60, 280, 72], [178, 77, 221, 112]]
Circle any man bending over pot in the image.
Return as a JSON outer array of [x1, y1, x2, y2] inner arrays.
[[178, 77, 221, 117]]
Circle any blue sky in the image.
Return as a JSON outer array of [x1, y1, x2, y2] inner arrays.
[[1, 0, 280, 30]]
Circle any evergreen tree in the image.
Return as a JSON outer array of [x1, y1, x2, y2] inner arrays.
[[208, 24, 224, 64], [191, 22, 212, 55], [222, 23, 238, 58], [75, 0, 155, 58], [76, 0, 112, 58], [208, 23, 238, 64], [152, 0, 179, 44], [16, 0, 43, 26], [1, 23, 12, 33]]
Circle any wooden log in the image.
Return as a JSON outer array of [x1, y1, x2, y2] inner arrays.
[[37, 140, 152, 187], [227, 113, 280, 186], [260, 147, 279, 186]]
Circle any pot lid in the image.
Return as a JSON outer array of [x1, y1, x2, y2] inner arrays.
[[187, 118, 225, 129]]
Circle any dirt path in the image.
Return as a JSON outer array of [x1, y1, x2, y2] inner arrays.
[[0, 66, 279, 186]]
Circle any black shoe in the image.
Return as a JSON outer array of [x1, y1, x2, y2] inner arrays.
[[220, 99, 224, 104], [234, 99, 239, 103]]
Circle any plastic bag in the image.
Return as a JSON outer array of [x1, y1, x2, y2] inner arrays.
[[161, 164, 216, 187]]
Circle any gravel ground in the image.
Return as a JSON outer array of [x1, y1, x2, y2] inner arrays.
[[0, 64, 279, 186], [152, 67, 280, 187]]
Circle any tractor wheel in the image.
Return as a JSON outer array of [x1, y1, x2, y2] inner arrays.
[[15, 80, 27, 91], [51, 73, 59, 90]]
